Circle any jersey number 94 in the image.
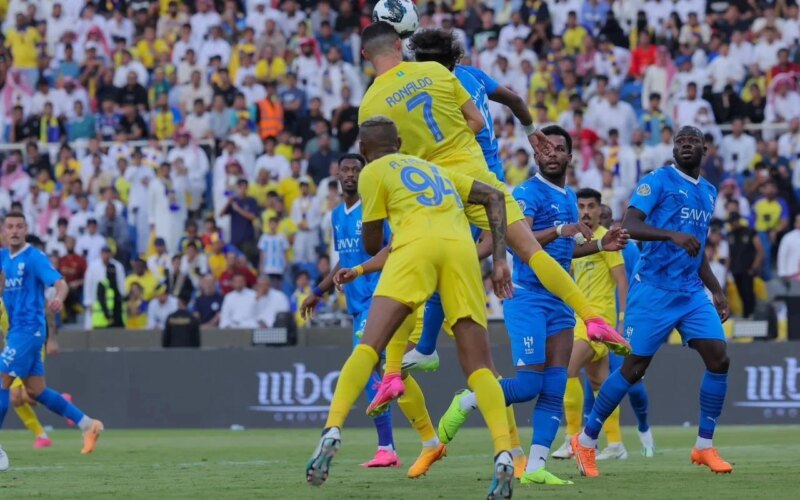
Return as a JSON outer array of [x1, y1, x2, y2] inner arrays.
[[401, 166, 462, 208]]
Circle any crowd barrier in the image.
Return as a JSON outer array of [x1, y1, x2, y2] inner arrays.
[[8, 340, 799, 430]]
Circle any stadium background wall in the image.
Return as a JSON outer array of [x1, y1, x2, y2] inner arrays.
[[7, 342, 799, 430]]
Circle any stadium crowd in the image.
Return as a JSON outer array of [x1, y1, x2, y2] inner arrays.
[[0, 0, 798, 333]]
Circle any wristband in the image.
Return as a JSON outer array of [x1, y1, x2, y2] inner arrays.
[[354, 265, 365, 277], [312, 286, 324, 297], [597, 238, 604, 252], [523, 123, 537, 136], [618, 312, 625, 321], [556, 224, 564, 236]]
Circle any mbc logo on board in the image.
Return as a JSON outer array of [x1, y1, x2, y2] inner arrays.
[[250, 363, 340, 423], [735, 357, 800, 419]]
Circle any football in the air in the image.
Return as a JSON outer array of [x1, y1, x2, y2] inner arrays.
[[372, 0, 420, 39]]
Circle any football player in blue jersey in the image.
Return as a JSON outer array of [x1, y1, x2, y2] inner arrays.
[[572, 126, 732, 477], [436, 126, 629, 485], [0, 212, 104, 470], [300, 154, 445, 477]]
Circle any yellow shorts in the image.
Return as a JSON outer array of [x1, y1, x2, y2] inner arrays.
[[435, 147, 525, 230], [374, 239, 487, 331], [574, 317, 608, 362]]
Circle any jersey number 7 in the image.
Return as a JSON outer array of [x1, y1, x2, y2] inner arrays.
[[401, 166, 463, 208], [406, 92, 445, 143]]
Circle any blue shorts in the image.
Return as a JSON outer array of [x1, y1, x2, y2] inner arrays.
[[624, 281, 726, 357], [1, 335, 45, 379], [504, 286, 575, 366]]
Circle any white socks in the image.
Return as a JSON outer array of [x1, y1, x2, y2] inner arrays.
[[459, 392, 478, 411], [422, 437, 440, 449], [578, 432, 598, 448], [638, 429, 654, 448], [525, 445, 549, 473], [377, 445, 394, 452], [78, 416, 93, 432], [695, 436, 713, 450]]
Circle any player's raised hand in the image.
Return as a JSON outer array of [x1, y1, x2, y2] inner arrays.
[[300, 294, 320, 320], [670, 232, 701, 256], [47, 298, 63, 314], [529, 129, 555, 158], [492, 259, 513, 299], [333, 268, 359, 291], [562, 222, 594, 244], [600, 227, 630, 251], [713, 291, 731, 323]]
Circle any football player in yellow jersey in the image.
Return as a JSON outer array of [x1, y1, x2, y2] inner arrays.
[[357, 22, 629, 382], [306, 117, 517, 499], [550, 189, 632, 462]]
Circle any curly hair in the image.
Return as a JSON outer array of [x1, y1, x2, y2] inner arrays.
[[408, 29, 464, 70]]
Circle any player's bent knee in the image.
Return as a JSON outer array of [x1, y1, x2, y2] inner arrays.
[[10, 389, 24, 407], [707, 354, 730, 374], [621, 355, 651, 384]]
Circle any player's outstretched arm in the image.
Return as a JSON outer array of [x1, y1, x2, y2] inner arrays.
[[699, 254, 730, 322], [623, 207, 700, 256], [467, 180, 513, 298], [572, 227, 630, 258], [332, 246, 392, 290], [300, 262, 342, 320]]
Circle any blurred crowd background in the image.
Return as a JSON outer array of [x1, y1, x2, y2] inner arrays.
[[0, 0, 798, 336]]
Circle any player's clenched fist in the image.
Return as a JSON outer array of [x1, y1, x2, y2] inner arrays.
[[669, 232, 701, 256]]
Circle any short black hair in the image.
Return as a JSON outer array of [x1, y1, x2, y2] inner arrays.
[[362, 21, 400, 55], [338, 153, 366, 168], [5, 211, 25, 222], [409, 29, 464, 70], [576, 188, 602, 203], [539, 124, 573, 154]]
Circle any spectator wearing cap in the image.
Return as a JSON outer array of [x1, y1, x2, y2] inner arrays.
[[147, 283, 179, 330], [83, 245, 125, 329], [221, 178, 260, 260], [290, 176, 321, 266], [219, 273, 258, 329]]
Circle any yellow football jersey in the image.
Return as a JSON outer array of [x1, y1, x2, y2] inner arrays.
[[359, 153, 475, 249], [571, 226, 624, 324], [359, 61, 479, 163]]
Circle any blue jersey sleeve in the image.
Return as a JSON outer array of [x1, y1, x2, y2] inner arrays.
[[462, 66, 500, 95], [629, 171, 664, 217], [31, 248, 62, 287]]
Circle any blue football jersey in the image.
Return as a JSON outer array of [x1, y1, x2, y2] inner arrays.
[[628, 165, 717, 291], [621, 240, 641, 280], [331, 201, 391, 315], [454, 65, 502, 178], [512, 174, 578, 290], [1, 244, 62, 339]]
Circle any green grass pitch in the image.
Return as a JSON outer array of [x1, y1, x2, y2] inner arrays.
[[0, 426, 797, 498]]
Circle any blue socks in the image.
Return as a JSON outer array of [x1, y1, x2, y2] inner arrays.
[[35, 387, 86, 429], [0, 387, 8, 427], [364, 371, 394, 448], [584, 369, 631, 440], [582, 377, 595, 423], [500, 370, 543, 405], [415, 294, 444, 356], [628, 381, 651, 432], [531, 367, 567, 448], [698, 371, 727, 440]]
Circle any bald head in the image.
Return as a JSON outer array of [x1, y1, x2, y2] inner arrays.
[[362, 22, 402, 61], [358, 116, 401, 162]]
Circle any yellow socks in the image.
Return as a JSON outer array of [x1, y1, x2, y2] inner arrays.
[[603, 399, 623, 444], [15, 403, 45, 437], [564, 377, 584, 436], [325, 344, 379, 429], [468, 368, 511, 454], [397, 374, 436, 443], [384, 313, 417, 376], [528, 251, 598, 321]]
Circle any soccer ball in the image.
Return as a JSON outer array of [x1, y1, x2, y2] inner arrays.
[[372, 0, 420, 39]]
